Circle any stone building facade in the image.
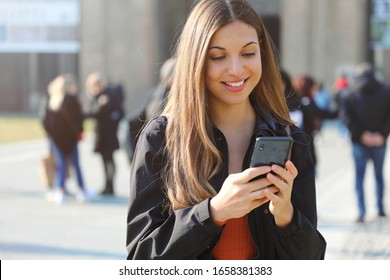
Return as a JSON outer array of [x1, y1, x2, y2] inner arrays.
[[0, 0, 388, 114]]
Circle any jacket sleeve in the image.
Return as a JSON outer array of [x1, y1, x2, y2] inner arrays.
[[126, 117, 222, 259], [273, 128, 326, 259], [378, 88, 390, 138], [66, 95, 84, 134], [340, 94, 365, 141], [85, 92, 110, 119]]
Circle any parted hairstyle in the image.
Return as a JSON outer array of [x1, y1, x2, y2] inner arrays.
[[48, 74, 78, 111], [162, 0, 291, 210]]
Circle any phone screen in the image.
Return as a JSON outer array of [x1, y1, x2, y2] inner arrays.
[[250, 136, 293, 168]]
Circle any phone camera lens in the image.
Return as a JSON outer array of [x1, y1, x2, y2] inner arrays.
[[259, 144, 264, 150]]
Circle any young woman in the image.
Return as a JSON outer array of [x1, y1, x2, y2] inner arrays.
[[126, 0, 326, 260], [42, 74, 92, 204]]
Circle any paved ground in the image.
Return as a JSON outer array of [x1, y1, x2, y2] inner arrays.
[[315, 121, 390, 260], [0, 132, 130, 260], [0, 120, 389, 260]]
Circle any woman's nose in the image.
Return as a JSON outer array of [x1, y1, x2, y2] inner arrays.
[[227, 57, 244, 76]]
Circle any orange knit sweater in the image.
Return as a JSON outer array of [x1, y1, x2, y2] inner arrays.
[[212, 215, 257, 260]]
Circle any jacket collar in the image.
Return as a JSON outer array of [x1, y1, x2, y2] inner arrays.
[[253, 106, 288, 137]]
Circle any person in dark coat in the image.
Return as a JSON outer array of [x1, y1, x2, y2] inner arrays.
[[292, 75, 338, 169], [340, 62, 390, 223], [126, 0, 326, 260], [85, 72, 125, 195], [42, 74, 91, 204]]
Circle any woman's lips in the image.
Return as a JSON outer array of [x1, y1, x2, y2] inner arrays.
[[222, 78, 248, 92]]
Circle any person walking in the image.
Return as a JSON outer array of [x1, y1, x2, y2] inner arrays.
[[42, 74, 92, 204], [85, 72, 125, 195], [340, 62, 390, 223], [126, 0, 326, 260]]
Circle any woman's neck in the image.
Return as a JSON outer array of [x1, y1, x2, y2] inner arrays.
[[211, 101, 256, 134], [211, 101, 256, 174]]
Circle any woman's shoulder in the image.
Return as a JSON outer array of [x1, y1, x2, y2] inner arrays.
[[142, 116, 168, 135], [289, 124, 311, 146], [63, 93, 79, 105], [135, 116, 168, 159]]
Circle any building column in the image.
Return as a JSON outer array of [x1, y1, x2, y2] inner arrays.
[[281, 0, 369, 87]]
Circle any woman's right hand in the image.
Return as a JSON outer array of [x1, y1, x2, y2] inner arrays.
[[209, 166, 278, 225]]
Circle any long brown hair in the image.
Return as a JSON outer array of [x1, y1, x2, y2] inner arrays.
[[162, 0, 291, 210]]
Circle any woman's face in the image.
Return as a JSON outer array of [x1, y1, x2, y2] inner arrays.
[[205, 20, 262, 108]]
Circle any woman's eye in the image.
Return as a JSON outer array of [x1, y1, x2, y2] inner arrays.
[[210, 56, 225, 61], [242, 52, 256, 57]]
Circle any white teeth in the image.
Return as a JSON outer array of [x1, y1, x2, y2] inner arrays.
[[225, 80, 245, 87]]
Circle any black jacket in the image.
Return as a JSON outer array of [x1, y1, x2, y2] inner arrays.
[[42, 94, 83, 156], [126, 114, 326, 260], [341, 73, 390, 144], [86, 85, 124, 153]]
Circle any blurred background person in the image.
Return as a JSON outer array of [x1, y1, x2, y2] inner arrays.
[[334, 73, 350, 93], [292, 74, 338, 170], [339, 62, 390, 223], [38, 89, 55, 190], [41, 74, 92, 204], [313, 81, 332, 111], [281, 69, 303, 128], [333, 73, 351, 139], [125, 57, 176, 163], [85, 72, 125, 196]]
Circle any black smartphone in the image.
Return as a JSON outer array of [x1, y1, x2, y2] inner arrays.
[[250, 135, 293, 169], [249, 136, 293, 182]]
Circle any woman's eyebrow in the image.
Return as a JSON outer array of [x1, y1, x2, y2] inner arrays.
[[243, 41, 258, 48], [208, 41, 258, 50]]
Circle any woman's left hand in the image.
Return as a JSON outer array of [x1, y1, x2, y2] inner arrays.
[[264, 160, 298, 228]]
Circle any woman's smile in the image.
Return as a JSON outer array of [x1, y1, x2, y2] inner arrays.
[[222, 78, 249, 92]]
